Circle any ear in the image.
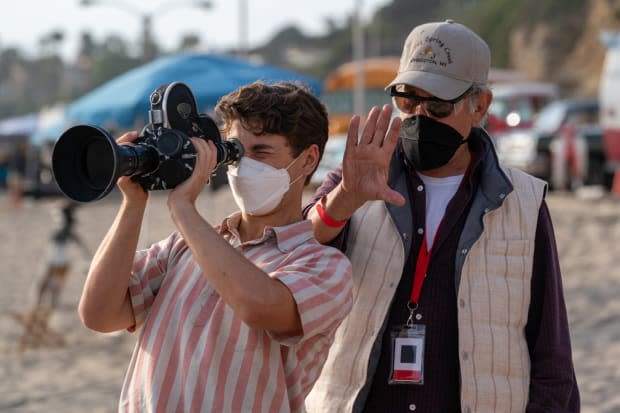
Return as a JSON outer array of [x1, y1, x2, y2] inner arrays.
[[471, 89, 493, 126], [301, 144, 320, 176]]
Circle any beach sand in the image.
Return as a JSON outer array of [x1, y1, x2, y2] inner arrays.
[[0, 188, 618, 412]]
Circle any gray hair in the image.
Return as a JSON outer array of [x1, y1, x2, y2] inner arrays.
[[467, 82, 491, 126]]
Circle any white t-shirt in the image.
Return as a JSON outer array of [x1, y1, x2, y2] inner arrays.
[[417, 172, 464, 250]]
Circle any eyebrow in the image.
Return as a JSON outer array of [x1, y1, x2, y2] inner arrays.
[[249, 143, 276, 152]]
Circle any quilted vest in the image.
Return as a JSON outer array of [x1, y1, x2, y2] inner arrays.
[[305, 166, 546, 413]]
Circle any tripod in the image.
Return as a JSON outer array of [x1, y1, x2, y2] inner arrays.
[[11, 202, 90, 352]]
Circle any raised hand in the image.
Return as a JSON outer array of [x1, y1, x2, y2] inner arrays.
[[341, 104, 405, 207]]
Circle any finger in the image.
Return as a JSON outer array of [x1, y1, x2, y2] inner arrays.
[[346, 115, 361, 153], [192, 138, 215, 182], [382, 116, 402, 155], [382, 187, 406, 207], [358, 106, 381, 145], [116, 131, 139, 144], [204, 140, 218, 176], [191, 138, 209, 172], [369, 104, 395, 147]]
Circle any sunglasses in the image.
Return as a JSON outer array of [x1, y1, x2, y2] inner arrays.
[[390, 86, 472, 118]]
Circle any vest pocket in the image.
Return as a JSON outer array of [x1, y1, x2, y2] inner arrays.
[[486, 239, 529, 256]]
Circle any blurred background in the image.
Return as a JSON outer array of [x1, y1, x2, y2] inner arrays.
[[1, 1, 620, 412]]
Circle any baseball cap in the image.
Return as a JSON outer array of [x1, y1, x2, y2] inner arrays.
[[386, 20, 491, 100]]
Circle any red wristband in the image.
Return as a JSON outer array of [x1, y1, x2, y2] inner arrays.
[[315, 199, 347, 228]]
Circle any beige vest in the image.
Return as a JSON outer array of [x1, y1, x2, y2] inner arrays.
[[305, 167, 546, 413]]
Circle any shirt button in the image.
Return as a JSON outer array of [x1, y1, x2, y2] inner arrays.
[[462, 351, 469, 361], [417, 227, 424, 235], [417, 185, 424, 192], [499, 193, 506, 199], [484, 207, 490, 213], [463, 406, 471, 413], [459, 299, 466, 308], [409, 403, 417, 411], [415, 313, 422, 320]]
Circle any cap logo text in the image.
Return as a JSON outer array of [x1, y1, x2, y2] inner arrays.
[[410, 36, 454, 68]]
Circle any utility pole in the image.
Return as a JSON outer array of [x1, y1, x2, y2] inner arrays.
[[80, 0, 213, 62], [352, 0, 366, 119]]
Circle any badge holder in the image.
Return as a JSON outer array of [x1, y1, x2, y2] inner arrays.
[[389, 303, 426, 385]]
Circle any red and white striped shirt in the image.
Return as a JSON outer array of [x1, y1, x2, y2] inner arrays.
[[120, 214, 352, 413]]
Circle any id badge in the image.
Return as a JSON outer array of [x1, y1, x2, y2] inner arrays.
[[389, 324, 426, 385]]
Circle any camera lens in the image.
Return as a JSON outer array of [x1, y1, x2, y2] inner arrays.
[[216, 138, 244, 166], [82, 136, 115, 190]]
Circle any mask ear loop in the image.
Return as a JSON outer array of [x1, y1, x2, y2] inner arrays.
[[284, 150, 308, 186]]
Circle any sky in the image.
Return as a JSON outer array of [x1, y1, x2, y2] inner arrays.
[[0, 0, 391, 60]]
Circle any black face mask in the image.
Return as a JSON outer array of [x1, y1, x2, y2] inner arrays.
[[400, 115, 466, 171]]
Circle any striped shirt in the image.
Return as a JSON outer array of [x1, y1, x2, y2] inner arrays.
[[119, 213, 353, 413]]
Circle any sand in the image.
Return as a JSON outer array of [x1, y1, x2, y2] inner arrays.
[[0, 187, 618, 412]]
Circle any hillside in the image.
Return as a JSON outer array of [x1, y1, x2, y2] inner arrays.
[[507, 0, 619, 98], [260, 0, 620, 99], [2, 0, 620, 118]]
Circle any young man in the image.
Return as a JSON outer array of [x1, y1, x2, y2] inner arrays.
[[78, 81, 353, 413], [305, 20, 579, 412]]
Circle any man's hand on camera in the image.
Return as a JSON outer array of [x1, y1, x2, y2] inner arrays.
[[168, 137, 217, 206], [116, 131, 149, 206]]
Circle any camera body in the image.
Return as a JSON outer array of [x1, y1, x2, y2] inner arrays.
[[52, 82, 244, 203], [129, 81, 242, 191]]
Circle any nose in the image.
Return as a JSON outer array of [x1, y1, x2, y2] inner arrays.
[[413, 103, 428, 117]]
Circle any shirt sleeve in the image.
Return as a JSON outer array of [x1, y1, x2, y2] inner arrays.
[[525, 201, 580, 412], [127, 232, 183, 331], [267, 243, 353, 346]]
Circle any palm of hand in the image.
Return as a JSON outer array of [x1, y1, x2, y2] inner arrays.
[[342, 143, 391, 203]]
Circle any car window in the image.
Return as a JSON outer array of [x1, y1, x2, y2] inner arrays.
[[565, 106, 599, 125], [515, 98, 534, 122], [489, 99, 509, 118], [534, 103, 565, 134]]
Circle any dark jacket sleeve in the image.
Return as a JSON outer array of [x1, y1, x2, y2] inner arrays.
[[525, 201, 580, 412]]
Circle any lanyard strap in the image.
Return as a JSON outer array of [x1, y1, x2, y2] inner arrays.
[[410, 235, 430, 305], [409, 221, 442, 306]]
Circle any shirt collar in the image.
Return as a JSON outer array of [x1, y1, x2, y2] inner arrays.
[[217, 212, 315, 253]]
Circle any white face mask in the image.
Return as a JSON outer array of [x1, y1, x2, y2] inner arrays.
[[227, 155, 303, 216]]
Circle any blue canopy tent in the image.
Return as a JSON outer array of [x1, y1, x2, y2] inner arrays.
[[63, 53, 321, 131], [35, 53, 321, 194]]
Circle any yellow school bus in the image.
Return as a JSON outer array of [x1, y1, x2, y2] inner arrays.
[[322, 56, 400, 136]]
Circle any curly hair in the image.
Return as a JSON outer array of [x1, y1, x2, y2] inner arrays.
[[215, 81, 329, 182]]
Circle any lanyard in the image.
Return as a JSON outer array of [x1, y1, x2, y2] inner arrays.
[[406, 230, 436, 327], [409, 221, 442, 307], [410, 235, 431, 306]]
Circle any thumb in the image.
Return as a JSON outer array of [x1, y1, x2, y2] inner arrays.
[[382, 188, 406, 207]]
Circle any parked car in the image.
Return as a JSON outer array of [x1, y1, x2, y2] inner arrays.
[[485, 81, 559, 136], [494, 99, 605, 190]]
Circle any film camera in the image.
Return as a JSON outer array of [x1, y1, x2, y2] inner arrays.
[[52, 82, 243, 203]]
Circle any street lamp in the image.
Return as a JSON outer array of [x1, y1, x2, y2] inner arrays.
[[352, 0, 366, 118], [79, 0, 213, 61]]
